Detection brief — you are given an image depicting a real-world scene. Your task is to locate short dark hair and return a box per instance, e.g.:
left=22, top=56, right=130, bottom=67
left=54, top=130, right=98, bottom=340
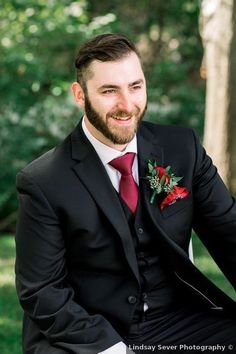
left=75, top=33, right=140, bottom=89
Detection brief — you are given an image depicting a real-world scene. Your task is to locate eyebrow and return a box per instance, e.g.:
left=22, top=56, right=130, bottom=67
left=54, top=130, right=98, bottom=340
left=98, top=79, right=144, bottom=90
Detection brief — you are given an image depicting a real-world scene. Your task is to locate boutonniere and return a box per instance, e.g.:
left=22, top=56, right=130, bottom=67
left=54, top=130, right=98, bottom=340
left=146, top=160, right=189, bottom=210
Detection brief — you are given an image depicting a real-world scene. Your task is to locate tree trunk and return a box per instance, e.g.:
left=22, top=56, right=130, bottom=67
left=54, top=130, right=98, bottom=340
left=200, top=0, right=236, bottom=195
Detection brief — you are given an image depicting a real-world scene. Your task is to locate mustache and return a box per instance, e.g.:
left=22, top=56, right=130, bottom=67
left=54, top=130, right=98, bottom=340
left=107, top=109, right=140, bottom=118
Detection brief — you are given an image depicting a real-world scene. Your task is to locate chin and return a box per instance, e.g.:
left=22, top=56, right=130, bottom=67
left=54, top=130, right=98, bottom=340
left=111, top=132, right=136, bottom=145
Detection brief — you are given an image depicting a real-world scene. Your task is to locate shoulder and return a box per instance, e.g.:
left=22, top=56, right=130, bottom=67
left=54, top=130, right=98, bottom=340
left=140, top=121, right=198, bottom=145
left=17, top=133, right=72, bottom=186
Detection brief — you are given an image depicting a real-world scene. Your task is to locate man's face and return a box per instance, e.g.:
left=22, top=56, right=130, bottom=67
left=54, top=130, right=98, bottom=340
left=76, top=52, right=147, bottom=149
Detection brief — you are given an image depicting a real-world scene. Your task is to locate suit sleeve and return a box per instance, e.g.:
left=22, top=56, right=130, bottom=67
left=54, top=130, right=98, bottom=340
left=191, top=130, right=236, bottom=289
left=15, top=171, right=122, bottom=354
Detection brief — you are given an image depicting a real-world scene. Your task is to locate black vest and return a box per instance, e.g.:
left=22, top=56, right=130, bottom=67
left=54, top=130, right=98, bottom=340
left=117, top=182, right=183, bottom=322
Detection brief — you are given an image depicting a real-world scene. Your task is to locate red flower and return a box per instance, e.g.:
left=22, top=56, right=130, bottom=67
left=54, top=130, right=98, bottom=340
left=160, top=186, right=189, bottom=210
left=154, top=166, right=170, bottom=184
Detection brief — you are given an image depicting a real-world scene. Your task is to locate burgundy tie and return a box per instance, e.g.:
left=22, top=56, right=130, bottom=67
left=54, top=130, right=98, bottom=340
left=109, top=153, right=139, bottom=214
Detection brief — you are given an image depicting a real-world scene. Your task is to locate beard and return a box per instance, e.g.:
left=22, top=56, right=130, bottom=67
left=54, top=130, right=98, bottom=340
left=84, top=93, right=147, bottom=145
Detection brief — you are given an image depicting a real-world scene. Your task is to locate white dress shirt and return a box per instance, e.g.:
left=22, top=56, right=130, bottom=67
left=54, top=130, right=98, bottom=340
left=82, top=118, right=139, bottom=189
left=82, top=118, right=137, bottom=354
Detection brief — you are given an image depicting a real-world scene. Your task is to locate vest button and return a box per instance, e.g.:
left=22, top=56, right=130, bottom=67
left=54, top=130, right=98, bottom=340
left=128, top=295, right=137, bottom=304
left=138, top=227, right=143, bottom=234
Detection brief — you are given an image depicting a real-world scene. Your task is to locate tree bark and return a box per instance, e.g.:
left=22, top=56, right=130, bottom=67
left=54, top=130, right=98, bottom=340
left=200, top=0, right=236, bottom=195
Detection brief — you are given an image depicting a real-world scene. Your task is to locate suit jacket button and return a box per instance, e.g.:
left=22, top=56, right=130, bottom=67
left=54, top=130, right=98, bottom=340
left=128, top=295, right=137, bottom=304
left=142, top=292, right=147, bottom=301
left=138, top=227, right=144, bottom=234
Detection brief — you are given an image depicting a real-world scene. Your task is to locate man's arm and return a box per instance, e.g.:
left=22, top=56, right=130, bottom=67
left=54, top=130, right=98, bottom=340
left=15, top=171, right=123, bottom=353
left=192, top=130, right=236, bottom=289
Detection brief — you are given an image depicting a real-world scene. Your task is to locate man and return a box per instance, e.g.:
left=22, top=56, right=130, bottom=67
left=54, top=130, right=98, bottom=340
left=15, top=33, right=236, bottom=354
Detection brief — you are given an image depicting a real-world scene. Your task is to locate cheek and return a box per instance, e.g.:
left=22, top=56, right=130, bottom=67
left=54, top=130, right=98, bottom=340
left=98, top=100, right=118, bottom=116
left=94, top=96, right=114, bottom=110
left=134, top=92, right=147, bottom=108
left=140, top=92, right=147, bottom=106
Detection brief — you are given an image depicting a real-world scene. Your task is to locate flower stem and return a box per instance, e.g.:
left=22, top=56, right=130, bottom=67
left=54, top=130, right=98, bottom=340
left=150, top=191, right=157, bottom=204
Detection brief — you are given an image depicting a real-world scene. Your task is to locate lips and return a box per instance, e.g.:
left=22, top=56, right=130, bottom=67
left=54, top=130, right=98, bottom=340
left=111, top=115, right=131, bottom=121
left=109, top=115, right=133, bottom=126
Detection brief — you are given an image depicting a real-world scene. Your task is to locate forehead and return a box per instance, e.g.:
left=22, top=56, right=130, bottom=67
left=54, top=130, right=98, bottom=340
left=86, top=52, right=145, bottom=87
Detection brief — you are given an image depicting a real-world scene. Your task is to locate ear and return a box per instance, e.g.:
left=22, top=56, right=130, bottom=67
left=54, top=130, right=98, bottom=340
left=71, top=82, right=85, bottom=108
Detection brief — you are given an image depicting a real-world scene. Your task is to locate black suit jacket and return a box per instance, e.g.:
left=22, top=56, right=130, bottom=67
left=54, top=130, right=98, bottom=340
left=15, top=121, right=236, bottom=353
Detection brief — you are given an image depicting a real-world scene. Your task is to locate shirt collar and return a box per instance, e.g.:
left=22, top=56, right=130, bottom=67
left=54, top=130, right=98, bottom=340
left=82, top=116, right=137, bottom=165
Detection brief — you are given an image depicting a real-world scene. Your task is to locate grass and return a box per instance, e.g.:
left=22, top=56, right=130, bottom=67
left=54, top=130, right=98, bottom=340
left=0, top=233, right=235, bottom=354
left=0, top=235, right=22, bottom=354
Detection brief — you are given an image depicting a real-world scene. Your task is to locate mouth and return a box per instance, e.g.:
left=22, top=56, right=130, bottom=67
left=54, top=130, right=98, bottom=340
left=110, top=115, right=132, bottom=123
left=112, top=117, right=131, bottom=121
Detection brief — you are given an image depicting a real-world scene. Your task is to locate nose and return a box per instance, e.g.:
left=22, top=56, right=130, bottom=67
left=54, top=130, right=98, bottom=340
left=116, top=91, right=133, bottom=112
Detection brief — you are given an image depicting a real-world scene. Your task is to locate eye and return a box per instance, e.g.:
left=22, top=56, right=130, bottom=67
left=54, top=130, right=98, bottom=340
left=132, top=85, right=142, bottom=91
left=102, top=89, right=116, bottom=94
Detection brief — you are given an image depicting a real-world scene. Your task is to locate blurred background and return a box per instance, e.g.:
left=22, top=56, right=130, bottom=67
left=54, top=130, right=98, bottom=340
left=0, top=1, right=236, bottom=353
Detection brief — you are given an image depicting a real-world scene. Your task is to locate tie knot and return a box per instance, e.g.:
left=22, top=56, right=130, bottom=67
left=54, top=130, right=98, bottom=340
left=109, top=152, right=136, bottom=176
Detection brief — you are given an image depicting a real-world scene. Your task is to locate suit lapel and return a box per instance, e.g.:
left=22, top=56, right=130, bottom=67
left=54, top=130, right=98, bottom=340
left=137, top=124, right=191, bottom=258
left=70, top=122, right=140, bottom=284
left=137, top=124, right=165, bottom=226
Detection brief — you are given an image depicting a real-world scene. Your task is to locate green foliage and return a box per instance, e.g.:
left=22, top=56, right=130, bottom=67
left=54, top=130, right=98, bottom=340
left=0, top=235, right=22, bottom=354
left=0, top=0, right=116, bottom=229
left=0, top=0, right=205, bottom=230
